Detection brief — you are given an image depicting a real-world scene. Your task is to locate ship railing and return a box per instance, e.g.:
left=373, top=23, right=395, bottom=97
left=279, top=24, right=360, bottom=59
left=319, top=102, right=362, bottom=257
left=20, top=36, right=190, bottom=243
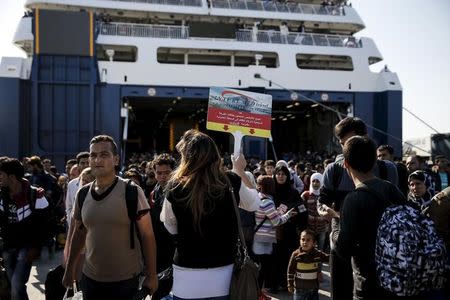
left=210, top=0, right=345, bottom=16
left=102, top=0, right=202, bottom=7
left=99, top=22, right=190, bottom=39
left=236, top=29, right=361, bottom=48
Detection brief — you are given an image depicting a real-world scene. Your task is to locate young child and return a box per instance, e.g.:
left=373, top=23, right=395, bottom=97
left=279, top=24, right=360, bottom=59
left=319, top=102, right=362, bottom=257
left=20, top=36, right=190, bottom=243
left=287, top=229, right=329, bottom=300
left=254, top=175, right=296, bottom=298
left=301, top=173, right=329, bottom=251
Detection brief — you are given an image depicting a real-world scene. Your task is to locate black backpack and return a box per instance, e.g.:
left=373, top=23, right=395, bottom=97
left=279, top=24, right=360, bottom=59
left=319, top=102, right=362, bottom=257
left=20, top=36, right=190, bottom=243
left=77, top=179, right=140, bottom=249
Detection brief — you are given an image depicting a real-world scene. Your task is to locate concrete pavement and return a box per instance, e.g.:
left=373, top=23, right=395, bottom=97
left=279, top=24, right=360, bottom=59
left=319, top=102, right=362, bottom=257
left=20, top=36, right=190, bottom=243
left=27, top=248, right=331, bottom=300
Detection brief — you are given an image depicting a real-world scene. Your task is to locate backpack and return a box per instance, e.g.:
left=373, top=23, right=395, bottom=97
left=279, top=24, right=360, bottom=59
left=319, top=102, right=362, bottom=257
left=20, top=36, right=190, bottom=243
left=375, top=204, right=447, bottom=296
left=77, top=179, right=140, bottom=249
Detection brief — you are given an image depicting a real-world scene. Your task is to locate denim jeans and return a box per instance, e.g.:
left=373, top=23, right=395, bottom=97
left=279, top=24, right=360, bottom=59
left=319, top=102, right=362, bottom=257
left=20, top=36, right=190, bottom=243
left=315, top=231, right=327, bottom=252
left=80, top=273, right=139, bottom=300
left=293, top=288, right=319, bottom=300
left=2, top=248, right=33, bottom=300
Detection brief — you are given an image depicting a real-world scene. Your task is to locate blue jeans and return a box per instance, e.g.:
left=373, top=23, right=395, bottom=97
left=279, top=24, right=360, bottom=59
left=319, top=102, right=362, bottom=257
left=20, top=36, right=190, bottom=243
left=294, top=289, right=319, bottom=300
left=315, top=231, right=327, bottom=252
left=2, top=248, right=33, bottom=300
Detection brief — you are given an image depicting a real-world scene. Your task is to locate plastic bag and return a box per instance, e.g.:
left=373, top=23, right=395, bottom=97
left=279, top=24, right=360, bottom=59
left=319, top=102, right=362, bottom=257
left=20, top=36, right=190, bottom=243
left=63, top=282, right=83, bottom=300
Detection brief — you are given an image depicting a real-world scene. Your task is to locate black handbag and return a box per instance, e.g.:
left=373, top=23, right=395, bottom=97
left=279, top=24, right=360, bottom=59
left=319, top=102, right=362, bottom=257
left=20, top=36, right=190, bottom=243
left=228, top=182, right=260, bottom=300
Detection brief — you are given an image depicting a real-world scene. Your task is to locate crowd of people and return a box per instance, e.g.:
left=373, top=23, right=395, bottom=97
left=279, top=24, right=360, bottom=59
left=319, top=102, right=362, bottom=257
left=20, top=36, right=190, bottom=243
left=0, top=116, right=449, bottom=300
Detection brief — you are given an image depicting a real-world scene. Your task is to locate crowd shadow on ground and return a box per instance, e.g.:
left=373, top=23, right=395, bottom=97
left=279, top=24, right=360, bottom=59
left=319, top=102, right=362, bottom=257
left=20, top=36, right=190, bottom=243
left=27, top=249, right=331, bottom=300
left=27, top=248, right=63, bottom=300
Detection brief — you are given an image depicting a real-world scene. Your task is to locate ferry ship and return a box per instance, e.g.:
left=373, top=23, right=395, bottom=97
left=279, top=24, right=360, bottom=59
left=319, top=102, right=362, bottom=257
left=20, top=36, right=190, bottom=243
left=0, top=0, right=402, bottom=166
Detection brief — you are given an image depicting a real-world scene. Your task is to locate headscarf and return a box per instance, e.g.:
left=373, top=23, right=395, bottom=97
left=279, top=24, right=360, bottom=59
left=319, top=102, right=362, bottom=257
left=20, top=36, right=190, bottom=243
left=276, top=160, right=289, bottom=169
left=408, top=170, right=432, bottom=210
left=273, top=165, right=294, bottom=206
left=309, top=172, right=323, bottom=196
left=276, top=160, right=294, bottom=182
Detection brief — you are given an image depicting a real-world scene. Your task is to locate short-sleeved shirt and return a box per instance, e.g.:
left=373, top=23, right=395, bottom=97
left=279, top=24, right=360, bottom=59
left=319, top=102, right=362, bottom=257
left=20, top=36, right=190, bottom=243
left=74, top=177, right=150, bottom=282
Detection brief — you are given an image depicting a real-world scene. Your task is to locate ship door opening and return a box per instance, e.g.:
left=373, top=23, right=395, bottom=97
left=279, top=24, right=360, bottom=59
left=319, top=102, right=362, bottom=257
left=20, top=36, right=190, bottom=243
left=268, top=102, right=349, bottom=158
left=123, top=97, right=233, bottom=156
left=122, top=97, right=349, bottom=159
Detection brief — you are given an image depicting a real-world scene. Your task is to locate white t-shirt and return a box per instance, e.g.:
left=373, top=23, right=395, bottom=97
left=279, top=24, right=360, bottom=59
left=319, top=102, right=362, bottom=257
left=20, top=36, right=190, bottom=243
left=65, top=177, right=80, bottom=225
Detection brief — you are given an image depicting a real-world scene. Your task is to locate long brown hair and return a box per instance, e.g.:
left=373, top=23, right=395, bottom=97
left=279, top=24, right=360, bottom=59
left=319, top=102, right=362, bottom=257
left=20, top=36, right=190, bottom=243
left=167, top=129, right=227, bottom=233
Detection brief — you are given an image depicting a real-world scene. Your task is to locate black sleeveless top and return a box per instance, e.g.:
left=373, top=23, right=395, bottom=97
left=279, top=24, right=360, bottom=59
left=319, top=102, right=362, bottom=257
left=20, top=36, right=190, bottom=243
left=166, top=172, right=241, bottom=268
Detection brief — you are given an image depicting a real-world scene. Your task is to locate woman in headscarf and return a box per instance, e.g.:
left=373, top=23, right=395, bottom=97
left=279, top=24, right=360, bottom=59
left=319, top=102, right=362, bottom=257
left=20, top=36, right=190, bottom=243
left=160, top=129, right=260, bottom=300
left=271, top=164, right=308, bottom=292
left=407, top=170, right=433, bottom=211
left=301, top=172, right=330, bottom=251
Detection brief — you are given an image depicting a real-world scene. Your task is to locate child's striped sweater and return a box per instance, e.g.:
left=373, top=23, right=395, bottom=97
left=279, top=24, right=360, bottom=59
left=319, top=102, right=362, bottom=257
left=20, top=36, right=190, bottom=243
left=253, top=194, right=291, bottom=243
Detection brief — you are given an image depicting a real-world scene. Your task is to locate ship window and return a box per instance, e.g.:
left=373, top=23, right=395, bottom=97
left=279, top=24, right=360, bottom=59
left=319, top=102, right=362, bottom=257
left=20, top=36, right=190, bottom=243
left=369, top=56, right=382, bottom=65
left=188, top=54, right=231, bottom=66
left=157, top=48, right=278, bottom=68
left=97, top=45, right=137, bottom=62
left=296, top=54, right=353, bottom=71
left=190, top=22, right=236, bottom=39
left=157, top=51, right=185, bottom=64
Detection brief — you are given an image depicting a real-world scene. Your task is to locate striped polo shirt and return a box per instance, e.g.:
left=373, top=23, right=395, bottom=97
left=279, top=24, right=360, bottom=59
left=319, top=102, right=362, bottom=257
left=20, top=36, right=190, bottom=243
left=287, top=248, right=329, bottom=290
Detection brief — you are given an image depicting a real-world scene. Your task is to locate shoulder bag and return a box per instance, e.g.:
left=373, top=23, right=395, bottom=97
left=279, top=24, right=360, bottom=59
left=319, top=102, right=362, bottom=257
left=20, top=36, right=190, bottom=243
left=228, top=181, right=260, bottom=300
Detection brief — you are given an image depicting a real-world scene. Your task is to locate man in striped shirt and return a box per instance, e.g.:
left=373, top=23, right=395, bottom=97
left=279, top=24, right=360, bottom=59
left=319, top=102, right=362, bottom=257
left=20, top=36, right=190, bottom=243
left=287, top=229, right=329, bottom=300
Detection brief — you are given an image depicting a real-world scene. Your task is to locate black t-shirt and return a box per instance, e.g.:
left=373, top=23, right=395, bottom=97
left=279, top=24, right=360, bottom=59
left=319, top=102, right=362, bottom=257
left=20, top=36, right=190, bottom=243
left=166, top=172, right=241, bottom=268
left=150, top=183, right=175, bottom=272
left=335, top=178, right=406, bottom=298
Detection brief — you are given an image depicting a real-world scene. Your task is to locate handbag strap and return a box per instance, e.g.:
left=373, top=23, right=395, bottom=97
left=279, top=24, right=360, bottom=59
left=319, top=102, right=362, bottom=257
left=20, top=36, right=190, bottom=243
left=225, top=174, right=250, bottom=262
left=254, top=216, right=268, bottom=233
left=253, top=196, right=271, bottom=233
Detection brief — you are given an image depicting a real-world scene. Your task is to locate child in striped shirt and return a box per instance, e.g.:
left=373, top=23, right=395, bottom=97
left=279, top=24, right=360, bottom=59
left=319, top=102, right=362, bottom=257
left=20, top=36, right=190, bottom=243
left=287, top=229, right=329, bottom=300
left=253, top=175, right=297, bottom=297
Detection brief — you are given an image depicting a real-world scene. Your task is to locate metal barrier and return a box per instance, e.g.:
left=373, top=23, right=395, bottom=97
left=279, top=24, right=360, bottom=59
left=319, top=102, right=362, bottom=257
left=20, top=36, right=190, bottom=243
left=211, top=0, right=345, bottom=16
left=99, top=23, right=360, bottom=48
left=236, top=29, right=361, bottom=48
left=102, top=0, right=203, bottom=7
left=99, top=22, right=190, bottom=39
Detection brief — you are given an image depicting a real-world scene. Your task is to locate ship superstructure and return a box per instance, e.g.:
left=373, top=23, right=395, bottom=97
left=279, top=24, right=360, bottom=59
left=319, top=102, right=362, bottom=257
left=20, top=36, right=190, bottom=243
left=0, top=0, right=402, bottom=165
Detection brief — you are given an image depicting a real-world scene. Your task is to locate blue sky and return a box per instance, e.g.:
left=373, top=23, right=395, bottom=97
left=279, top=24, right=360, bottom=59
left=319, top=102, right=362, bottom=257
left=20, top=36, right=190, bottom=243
left=0, top=0, right=449, bottom=142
